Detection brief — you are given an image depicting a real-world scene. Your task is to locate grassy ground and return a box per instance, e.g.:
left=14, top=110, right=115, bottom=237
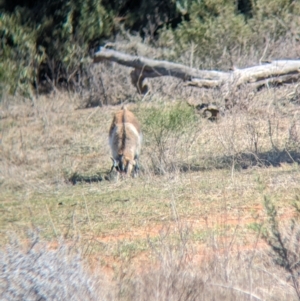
left=1, top=72, right=300, bottom=299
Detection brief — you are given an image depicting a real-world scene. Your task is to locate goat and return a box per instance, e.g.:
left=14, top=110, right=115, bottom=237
left=109, top=106, right=142, bottom=177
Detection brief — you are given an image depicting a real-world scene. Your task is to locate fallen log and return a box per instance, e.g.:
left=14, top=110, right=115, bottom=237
left=94, top=47, right=300, bottom=94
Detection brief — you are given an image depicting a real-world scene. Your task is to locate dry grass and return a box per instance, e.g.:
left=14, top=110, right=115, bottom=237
left=1, top=60, right=300, bottom=299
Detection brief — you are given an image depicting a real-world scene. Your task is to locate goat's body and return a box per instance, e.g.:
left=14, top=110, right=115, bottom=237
left=109, top=107, right=142, bottom=176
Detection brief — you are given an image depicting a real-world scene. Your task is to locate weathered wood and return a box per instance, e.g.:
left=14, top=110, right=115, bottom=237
left=94, top=47, right=300, bottom=94
left=247, top=73, right=300, bottom=90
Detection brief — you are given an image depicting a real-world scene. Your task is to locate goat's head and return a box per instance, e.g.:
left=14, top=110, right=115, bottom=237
left=110, top=155, right=137, bottom=176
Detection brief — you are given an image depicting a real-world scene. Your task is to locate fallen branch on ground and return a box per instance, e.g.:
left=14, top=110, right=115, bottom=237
left=94, top=47, right=300, bottom=94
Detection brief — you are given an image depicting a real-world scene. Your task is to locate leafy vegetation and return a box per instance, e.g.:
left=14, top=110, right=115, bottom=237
left=0, top=0, right=112, bottom=96
left=1, top=0, right=300, bottom=96
left=0, top=10, right=44, bottom=96
left=140, top=103, right=197, bottom=173
left=159, top=0, right=300, bottom=67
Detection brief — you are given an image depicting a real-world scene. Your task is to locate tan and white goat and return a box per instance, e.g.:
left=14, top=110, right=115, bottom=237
left=109, top=106, right=142, bottom=177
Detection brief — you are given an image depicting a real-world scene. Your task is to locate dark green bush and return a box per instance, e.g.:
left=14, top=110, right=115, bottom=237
left=0, top=9, right=44, bottom=96
left=158, top=0, right=300, bottom=68
left=1, top=0, right=300, bottom=96
left=0, top=0, right=112, bottom=96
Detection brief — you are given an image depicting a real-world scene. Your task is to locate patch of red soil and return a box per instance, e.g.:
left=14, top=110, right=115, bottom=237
left=46, top=205, right=297, bottom=278
left=95, top=205, right=295, bottom=244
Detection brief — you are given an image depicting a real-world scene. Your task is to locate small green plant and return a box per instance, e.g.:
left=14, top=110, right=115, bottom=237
left=141, top=102, right=196, bottom=174
left=263, top=196, right=300, bottom=299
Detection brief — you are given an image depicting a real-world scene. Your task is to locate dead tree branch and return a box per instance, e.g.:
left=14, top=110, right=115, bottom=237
left=94, top=47, right=300, bottom=94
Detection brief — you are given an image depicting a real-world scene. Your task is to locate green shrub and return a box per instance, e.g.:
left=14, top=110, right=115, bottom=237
left=0, top=9, right=45, bottom=97
left=158, top=0, right=300, bottom=68
left=248, top=0, right=300, bottom=42
left=1, top=0, right=300, bottom=97
left=140, top=102, right=197, bottom=173
left=0, top=0, right=112, bottom=96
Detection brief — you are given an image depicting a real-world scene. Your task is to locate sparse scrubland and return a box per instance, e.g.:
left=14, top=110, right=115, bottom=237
left=1, top=0, right=300, bottom=300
